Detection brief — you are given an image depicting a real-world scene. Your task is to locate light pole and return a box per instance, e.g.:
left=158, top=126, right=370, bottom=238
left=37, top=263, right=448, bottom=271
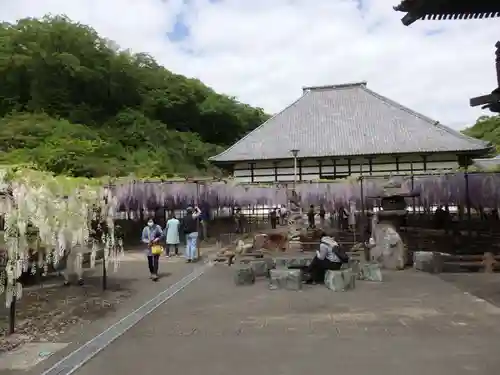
left=290, top=149, right=299, bottom=191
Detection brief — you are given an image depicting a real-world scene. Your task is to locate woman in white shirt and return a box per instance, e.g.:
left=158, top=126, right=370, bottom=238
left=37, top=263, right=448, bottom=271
left=165, top=212, right=181, bottom=257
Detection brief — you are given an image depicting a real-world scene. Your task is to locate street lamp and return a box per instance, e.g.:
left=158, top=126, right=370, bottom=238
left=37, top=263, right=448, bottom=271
left=290, top=149, right=299, bottom=191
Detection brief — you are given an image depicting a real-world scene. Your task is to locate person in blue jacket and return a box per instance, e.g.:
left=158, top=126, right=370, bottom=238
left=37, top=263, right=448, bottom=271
left=141, top=217, right=164, bottom=281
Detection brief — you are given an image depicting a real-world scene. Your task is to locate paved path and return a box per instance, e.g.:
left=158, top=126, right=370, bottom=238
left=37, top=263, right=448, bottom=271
left=68, top=267, right=500, bottom=375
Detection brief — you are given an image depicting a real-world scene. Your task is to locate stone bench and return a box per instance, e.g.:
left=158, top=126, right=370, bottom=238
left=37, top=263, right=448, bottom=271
left=324, top=268, right=355, bottom=292
left=234, top=266, right=255, bottom=285
left=269, top=269, right=302, bottom=290
left=238, top=257, right=274, bottom=277
left=358, top=262, right=383, bottom=282
left=274, top=255, right=314, bottom=269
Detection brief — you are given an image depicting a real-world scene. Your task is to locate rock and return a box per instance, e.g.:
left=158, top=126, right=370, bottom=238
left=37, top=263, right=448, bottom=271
left=235, top=240, right=253, bottom=255
left=324, top=269, right=355, bottom=291
left=234, top=266, right=255, bottom=285
left=250, top=259, right=272, bottom=277
left=358, top=262, right=382, bottom=282
left=288, top=240, right=302, bottom=252
left=370, top=222, right=407, bottom=270
left=253, top=234, right=268, bottom=249
left=269, top=269, right=302, bottom=290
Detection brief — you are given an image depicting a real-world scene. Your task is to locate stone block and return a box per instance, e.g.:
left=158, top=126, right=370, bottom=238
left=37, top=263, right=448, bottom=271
left=234, top=266, right=255, bottom=285
left=413, top=251, right=435, bottom=273
left=269, top=269, right=302, bottom=290
left=274, top=256, right=313, bottom=269
left=324, top=269, right=355, bottom=292
left=250, top=259, right=271, bottom=277
left=358, top=262, right=382, bottom=282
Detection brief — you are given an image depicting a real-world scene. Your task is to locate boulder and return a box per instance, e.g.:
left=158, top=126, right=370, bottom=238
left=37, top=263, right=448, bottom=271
left=253, top=234, right=268, bottom=250
left=358, top=262, right=382, bottom=282
left=269, top=269, right=302, bottom=290
left=235, top=240, right=253, bottom=255
left=234, top=266, right=255, bottom=285
left=370, top=222, right=407, bottom=270
left=324, top=269, right=355, bottom=292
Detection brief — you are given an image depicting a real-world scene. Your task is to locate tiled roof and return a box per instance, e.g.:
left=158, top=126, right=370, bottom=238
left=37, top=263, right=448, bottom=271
left=394, top=1, right=500, bottom=26
left=210, top=82, right=490, bottom=163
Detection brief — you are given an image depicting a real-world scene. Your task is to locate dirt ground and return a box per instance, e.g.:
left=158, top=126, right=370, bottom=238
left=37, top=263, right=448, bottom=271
left=0, top=269, right=134, bottom=353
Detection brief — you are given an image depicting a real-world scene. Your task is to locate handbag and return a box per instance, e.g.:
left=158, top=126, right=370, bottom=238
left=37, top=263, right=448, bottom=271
left=147, top=226, right=164, bottom=255
left=151, top=245, right=164, bottom=255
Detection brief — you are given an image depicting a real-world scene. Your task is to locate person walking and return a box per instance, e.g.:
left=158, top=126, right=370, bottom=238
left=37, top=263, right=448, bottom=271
left=183, top=206, right=201, bottom=262
left=165, top=212, right=181, bottom=257
left=141, top=218, right=164, bottom=281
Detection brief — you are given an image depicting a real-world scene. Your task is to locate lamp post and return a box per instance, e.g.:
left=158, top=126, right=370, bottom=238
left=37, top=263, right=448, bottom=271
left=290, top=149, right=299, bottom=191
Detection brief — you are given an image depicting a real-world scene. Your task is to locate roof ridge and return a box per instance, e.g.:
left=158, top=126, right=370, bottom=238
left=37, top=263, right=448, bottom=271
left=302, top=81, right=367, bottom=93
left=209, top=90, right=312, bottom=161
left=361, top=85, right=490, bottom=148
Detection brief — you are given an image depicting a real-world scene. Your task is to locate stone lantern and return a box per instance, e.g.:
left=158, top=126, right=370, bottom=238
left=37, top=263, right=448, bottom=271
left=367, top=177, right=418, bottom=270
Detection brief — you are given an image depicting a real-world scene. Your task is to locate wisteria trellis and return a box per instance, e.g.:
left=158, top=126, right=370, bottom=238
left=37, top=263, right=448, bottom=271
left=113, top=172, right=500, bottom=210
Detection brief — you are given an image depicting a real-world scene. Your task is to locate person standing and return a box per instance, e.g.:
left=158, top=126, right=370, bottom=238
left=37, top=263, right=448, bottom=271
left=269, top=207, right=278, bottom=229
left=307, top=205, right=316, bottom=229
left=165, top=212, right=181, bottom=257
left=279, top=205, right=287, bottom=225
left=319, top=205, right=326, bottom=228
left=141, top=218, right=164, bottom=281
left=183, top=206, right=201, bottom=262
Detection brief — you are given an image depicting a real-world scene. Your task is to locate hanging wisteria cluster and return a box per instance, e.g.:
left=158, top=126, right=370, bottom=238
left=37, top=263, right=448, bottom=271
left=113, top=172, right=500, bottom=210
left=0, top=167, right=123, bottom=307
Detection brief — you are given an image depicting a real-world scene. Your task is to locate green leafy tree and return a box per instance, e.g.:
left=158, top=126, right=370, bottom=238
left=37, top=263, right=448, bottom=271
left=0, top=15, right=268, bottom=177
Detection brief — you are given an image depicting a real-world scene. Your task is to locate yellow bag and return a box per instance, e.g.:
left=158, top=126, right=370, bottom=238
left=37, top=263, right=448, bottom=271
left=151, top=245, right=164, bottom=255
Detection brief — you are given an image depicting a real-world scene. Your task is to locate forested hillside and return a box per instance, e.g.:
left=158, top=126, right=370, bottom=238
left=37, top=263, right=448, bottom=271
left=462, top=115, right=500, bottom=154
left=0, top=16, right=268, bottom=177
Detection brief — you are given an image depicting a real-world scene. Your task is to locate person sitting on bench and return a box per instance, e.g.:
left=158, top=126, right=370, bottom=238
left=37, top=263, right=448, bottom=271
left=305, top=232, right=348, bottom=284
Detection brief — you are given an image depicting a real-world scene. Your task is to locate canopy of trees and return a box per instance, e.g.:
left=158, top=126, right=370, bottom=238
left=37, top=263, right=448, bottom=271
left=0, top=15, right=268, bottom=177
left=462, top=115, right=500, bottom=154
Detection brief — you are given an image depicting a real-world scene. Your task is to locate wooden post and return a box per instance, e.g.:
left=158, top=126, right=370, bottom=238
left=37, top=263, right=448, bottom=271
left=8, top=295, right=16, bottom=335
left=483, top=252, right=495, bottom=273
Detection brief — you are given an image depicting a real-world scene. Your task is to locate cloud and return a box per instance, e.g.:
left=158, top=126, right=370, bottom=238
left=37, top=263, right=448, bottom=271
left=1, top=0, right=499, bottom=128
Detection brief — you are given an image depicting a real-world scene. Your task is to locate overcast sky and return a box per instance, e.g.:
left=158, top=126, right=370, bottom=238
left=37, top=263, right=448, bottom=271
left=2, top=0, right=499, bottom=129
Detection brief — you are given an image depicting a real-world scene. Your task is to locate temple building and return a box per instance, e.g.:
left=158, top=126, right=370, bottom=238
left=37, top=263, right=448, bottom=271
left=210, top=82, right=491, bottom=183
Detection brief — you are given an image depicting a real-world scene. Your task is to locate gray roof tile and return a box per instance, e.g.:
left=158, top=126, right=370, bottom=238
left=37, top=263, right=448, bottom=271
left=210, top=82, right=490, bottom=163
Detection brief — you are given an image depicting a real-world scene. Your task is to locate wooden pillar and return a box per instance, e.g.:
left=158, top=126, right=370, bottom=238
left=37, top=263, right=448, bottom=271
left=368, top=157, right=373, bottom=176
left=347, top=158, right=352, bottom=176
left=395, top=156, right=400, bottom=173
left=318, top=159, right=323, bottom=178
left=273, top=161, right=278, bottom=182
left=421, top=155, right=427, bottom=171
left=298, top=159, right=303, bottom=181
left=332, top=158, right=337, bottom=178
left=250, top=163, right=255, bottom=183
